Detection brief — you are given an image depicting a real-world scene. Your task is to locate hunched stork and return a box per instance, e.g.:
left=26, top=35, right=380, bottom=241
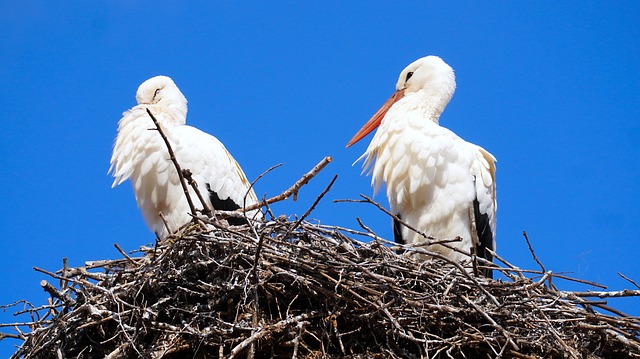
left=110, top=76, right=262, bottom=238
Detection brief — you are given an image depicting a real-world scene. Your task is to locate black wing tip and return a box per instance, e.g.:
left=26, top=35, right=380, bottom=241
left=393, top=214, right=406, bottom=255
left=207, top=184, right=250, bottom=226
left=473, top=197, right=494, bottom=279
left=393, top=214, right=405, bottom=244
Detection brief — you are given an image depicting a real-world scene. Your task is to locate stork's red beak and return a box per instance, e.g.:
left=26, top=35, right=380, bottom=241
left=346, top=89, right=405, bottom=148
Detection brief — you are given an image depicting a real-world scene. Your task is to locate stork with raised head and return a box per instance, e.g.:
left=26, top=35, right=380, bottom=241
left=347, top=56, right=497, bottom=277
left=109, top=76, right=262, bottom=238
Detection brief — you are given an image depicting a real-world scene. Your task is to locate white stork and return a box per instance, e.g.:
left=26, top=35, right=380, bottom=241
left=347, top=56, right=497, bottom=277
left=109, top=76, right=262, bottom=238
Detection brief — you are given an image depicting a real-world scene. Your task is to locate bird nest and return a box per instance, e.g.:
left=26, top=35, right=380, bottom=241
left=2, top=151, right=639, bottom=358
left=2, top=209, right=640, bottom=357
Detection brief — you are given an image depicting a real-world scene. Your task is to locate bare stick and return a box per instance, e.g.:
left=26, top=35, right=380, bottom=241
left=549, top=273, right=607, bottom=289
left=356, top=217, right=386, bottom=258
left=182, top=168, right=212, bottom=217
left=252, top=233, right=267, bottom=285
left=337, top=195, right=471, bottom=259
left=618, top=272, right=640, bottom=290
left=60, top=258, right=69, bottom=292
left=291, top=320, right=306, bottom=359
left=523, top=231, right=546, bottom=273
left=158, top=212, right=172, bottom=236
left=234, top=156, right=332, bottom=213
left=105, top=344, right=130, bottom=359
left=562, top=289, right=640, bottom=299
left=146, top=108, right=198, bottom=219
left=336, top=196, right=435, bottom=241
left=113, top=243, right=136, bottom=264
left=40, top=280, right=75, bottom=306
left=291, top=174, right=338, bottom=231
left=0, top=321, right=51, bottom=329
left=243, top=163, right=282, bottom=211
left=0, top=332, right=22, bottom=340
left=228, top=313, right=318, bottom=359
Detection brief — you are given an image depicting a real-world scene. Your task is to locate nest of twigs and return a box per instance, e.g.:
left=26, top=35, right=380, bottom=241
left=2, top=209, right=639, bottom=358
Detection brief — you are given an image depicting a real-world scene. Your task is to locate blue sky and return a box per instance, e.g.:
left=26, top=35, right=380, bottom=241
left=1, top=2, right=639, bottom=355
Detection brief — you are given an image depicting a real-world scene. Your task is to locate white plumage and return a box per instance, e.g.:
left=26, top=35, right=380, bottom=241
left=109, top=76, right=262, bottom=238
left=347, top=56, right=497, bottom=276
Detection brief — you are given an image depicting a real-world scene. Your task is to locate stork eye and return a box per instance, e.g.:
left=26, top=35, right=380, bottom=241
left=405, top=71, right=414, bottom=82
left=153, top=88, right=161, bottom=100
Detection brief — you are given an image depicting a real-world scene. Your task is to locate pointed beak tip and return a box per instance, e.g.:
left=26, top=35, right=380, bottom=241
left=346, top=135, right=363, bottom=148
left=346, top=89, right=404, bottom=150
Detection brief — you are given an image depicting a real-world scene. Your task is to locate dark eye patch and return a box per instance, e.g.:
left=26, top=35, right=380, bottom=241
left=405, top=71, right=414, bottom=82
left=153, top=88, right=161, bottom=100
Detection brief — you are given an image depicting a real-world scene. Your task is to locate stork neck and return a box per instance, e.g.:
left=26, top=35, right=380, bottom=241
left=407, top=88, right=452, bottom=124
left=146, top=103, right=187, bottom=126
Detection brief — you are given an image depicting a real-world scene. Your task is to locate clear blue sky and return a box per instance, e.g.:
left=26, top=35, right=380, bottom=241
left=1, top=2, right=639, bottom=355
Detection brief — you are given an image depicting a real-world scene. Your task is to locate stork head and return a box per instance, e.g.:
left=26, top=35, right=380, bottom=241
left=346, top=56, right=456, bottom=148
left=396, top=56, right=456, bottom=102
left=136, top=76, right=188, bottom=124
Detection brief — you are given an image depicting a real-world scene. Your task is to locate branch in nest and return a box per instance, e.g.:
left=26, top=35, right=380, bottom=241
left=39, top=280, right=75, bottom=306
left=563, top=289, right=640, bottom=299
left=523, top=230, right=546, bottom=273
left=146, top=108, right=199, bottom=219
left=182, top=168, right=212, bottom=217
left=619, top=272, right=640, bottom=290
left=228, top=312, right=319, bottom=359
left=336, top=195, right=470, bottom=258
left=215, top=156, right=333, bottom=218
left=291, top=174, right=338, bottom=231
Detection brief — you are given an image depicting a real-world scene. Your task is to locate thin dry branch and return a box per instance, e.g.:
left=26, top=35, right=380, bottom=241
left=182, top=168, right=212, bottom=217
left=239, top=156, right=332, bottom=213
left=619, top=272, right=640, bottom=290
left=564, top=289, right=640, bottom=299
left=242, top=163, right=282, bottom=211
left=523, top=230, right=546, bottom=273
left=336, top=195, right=473, bottom=261
left=291, top=174, right=338, bottom=231
left=146, top=108, right=199, bottom=218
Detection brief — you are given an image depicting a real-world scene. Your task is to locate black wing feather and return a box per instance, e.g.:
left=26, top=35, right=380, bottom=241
left=206, top=184, right=249, bottom=226
left=473, top=196, right=494, bottom=278
left=393, top=214, right=405, bottom=245
left=393, top=213, right=406, bottom=254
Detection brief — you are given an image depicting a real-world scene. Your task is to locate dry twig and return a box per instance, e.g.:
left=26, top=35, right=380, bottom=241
left=146, top=108, right=199, bottom=218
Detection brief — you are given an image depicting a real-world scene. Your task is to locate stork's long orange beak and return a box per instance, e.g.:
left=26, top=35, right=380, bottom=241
left=346, top=89, right=405, bottom=148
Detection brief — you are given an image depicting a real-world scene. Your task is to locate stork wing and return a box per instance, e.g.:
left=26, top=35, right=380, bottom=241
left=470, top=145, right=497, bottom=277
left=172, top=125, right=262, bottom=225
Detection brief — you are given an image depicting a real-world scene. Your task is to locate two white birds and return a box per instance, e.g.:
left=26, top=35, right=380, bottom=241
left=110, top=55, right=496, bottom=276
left=109, top=76, right=262, bottom=239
